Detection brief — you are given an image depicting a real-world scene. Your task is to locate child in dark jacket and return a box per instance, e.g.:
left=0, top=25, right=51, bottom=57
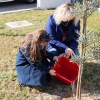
left=15, top=29, right=57, bottom=87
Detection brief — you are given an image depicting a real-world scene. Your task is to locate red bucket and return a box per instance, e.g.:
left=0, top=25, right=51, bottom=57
left=53, top=56, right=79, bottom=84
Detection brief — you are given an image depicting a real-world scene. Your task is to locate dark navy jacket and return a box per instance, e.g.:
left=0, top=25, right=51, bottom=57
left=15, top=48, right=53, bottom=86
left=46, top=14, right=80, bottom=53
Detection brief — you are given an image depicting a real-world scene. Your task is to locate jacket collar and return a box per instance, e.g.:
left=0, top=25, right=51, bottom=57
left=52, top=14, right=75, bottom=33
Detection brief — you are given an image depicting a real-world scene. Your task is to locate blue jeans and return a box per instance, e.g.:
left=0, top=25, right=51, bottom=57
left=48, top=48, right=80, bottom=56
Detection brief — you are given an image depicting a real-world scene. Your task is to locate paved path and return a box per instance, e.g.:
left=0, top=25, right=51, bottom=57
left=0, top=1, right=37, bottom=14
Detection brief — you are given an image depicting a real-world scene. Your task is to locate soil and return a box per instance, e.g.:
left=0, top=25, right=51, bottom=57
left=29, top=77, right=100, bottom=100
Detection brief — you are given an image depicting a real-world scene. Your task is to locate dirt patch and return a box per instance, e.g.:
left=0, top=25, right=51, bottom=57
left=26, top=78, right=99, bottom=100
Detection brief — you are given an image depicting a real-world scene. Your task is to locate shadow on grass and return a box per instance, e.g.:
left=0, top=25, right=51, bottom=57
left=82, top=61, right=100, bottom=92
left=18, top=61, right=100, bottom=99
left=20, top=77, right=73, bottom=99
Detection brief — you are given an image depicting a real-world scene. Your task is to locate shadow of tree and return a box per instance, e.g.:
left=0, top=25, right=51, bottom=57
left=82, top=61, right=100, bottom=92
left=32, top=61, right=100, bottom=98
left=18, top=61, right=100, bottom=100
left=29, top=77, right=73, bottom=99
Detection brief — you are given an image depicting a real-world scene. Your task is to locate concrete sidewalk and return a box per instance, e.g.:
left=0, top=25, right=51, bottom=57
left=0, top=1, right=37, bottom=14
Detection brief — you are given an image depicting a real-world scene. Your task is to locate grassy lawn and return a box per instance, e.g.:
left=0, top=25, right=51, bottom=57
left=0, top=10, right=100, bottom=100
left=0, top=10, right=54, bottom=36
left=87, top=12, right=100, bottom=31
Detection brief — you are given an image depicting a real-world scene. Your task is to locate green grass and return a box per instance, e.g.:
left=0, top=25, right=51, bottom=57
left=0, top=10, right=54, bottom=36
left=87, top=12, right=100, bottom=31
left=0, top=10, right=100, bottom=100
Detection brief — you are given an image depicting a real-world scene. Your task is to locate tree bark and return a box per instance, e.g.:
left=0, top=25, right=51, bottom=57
left=75, top=0, right=87, bottom=100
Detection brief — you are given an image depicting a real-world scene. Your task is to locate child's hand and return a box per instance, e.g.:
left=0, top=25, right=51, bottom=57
left=53, top=56, right=59, bottom=62
left=65, top=48, right=75, bottom=58
left=49, top=69, right=56, bottom=76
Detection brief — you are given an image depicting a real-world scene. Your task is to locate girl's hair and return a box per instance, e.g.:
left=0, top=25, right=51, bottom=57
left=20, top=29, right=50, bottom=63
left=54, top=2, right=79, bottom=25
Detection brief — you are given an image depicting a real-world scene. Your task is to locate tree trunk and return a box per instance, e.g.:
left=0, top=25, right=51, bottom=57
left=75, top=0, right=87, bottom=100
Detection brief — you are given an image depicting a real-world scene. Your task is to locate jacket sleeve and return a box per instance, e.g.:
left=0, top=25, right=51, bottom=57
left=36, top=63, right=50, bottom=74
left=68, top=20, right=80, bottom=51
left=46, top=15, right=67, bottom=52
left=46, top=50, right=54, bottom=60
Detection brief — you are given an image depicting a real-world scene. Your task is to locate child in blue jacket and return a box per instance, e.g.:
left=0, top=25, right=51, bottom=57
left=15, top=29, right=57, bottom=87
left=46, top=2, right=80, bottom=58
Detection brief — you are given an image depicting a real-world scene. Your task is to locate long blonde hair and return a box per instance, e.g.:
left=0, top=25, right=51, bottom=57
left=54, top=2, right=79, bottom=25
left=20, top=29, right=50, bottom=63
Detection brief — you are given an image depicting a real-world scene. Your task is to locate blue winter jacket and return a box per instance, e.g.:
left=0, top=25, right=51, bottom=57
left=46, top=14, right=80, bottom=53
left=15, top=48, right=53, bottom=86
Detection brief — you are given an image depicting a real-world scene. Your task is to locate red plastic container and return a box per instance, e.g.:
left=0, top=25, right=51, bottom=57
left=53, top=56, right=79, bottom=84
